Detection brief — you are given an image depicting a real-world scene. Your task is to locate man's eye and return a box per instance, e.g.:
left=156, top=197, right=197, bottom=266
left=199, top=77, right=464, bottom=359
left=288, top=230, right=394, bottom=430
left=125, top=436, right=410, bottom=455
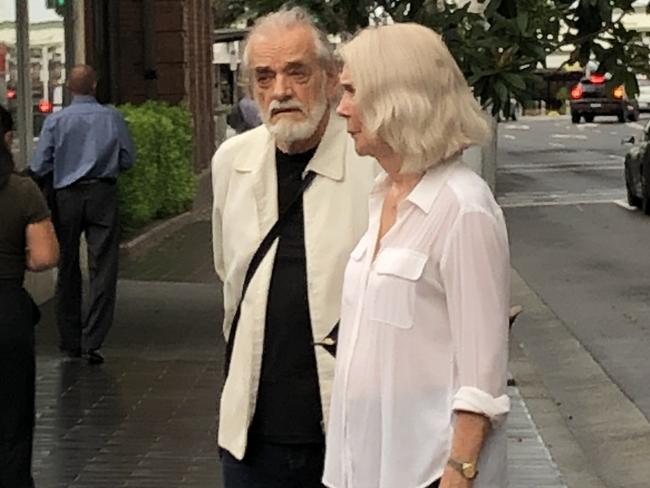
left=256, top=73, right=274, bottom=85
left=288, top=69, right=309, bottom=81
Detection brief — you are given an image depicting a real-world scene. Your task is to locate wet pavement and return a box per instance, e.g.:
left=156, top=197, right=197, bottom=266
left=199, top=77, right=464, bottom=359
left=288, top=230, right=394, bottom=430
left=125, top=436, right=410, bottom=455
left=33, top=220, right=224, bottom=488
left=31, top=219, right=565, bottom=487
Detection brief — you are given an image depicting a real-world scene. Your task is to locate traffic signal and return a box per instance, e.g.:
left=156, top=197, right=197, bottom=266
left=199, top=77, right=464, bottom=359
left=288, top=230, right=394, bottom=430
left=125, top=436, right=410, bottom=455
left=45, top=0, right=65, bottom=8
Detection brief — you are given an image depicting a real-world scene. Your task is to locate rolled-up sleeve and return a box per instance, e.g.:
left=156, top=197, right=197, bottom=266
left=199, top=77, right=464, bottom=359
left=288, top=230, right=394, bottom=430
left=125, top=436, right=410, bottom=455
left=440, top=208, right=511, bottom=424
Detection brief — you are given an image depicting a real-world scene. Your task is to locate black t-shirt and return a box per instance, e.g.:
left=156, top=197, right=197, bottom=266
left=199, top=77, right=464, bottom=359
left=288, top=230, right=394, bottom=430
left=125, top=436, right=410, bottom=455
left=248, top=147, right=324, bottom=444
left=0, top=174, right=50, bottom=283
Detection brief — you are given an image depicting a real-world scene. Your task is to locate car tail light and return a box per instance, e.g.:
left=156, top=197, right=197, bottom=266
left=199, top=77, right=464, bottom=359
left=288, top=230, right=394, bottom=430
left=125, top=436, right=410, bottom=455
left=6, top=89, right=16, bottom=99
left=613, top=85, right=625, bottom=99
left=570, top=84, right=583, bottom=100
left=38, top=99, right=53, bottom=113
left=589, top=74, right=606, bottom=84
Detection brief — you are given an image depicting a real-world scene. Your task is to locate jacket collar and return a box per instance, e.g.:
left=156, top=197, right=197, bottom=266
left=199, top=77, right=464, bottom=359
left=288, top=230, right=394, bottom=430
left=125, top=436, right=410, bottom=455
left=233, top=111, right=347, bottom=182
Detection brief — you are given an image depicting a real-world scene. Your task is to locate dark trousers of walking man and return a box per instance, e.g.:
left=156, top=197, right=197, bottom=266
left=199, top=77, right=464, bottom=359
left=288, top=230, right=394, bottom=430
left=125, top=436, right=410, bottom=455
left=54, top=179, right=119, bottom=358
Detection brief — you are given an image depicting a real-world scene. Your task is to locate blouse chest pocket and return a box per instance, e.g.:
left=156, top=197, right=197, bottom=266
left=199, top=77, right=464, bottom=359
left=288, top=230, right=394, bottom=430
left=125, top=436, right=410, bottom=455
left=342, top=238, right=368, bottom=306
left=369, top=248, right=428, bottom=329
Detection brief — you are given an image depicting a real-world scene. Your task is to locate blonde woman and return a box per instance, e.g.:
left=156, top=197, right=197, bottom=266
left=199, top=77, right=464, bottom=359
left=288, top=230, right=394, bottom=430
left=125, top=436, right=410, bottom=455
left=323, top=24, right=511, bottom=488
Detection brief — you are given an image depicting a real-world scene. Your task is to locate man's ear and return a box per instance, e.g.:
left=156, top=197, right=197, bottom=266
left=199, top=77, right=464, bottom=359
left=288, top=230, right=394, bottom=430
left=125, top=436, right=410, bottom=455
left=3, top=131, right=12, bottom=148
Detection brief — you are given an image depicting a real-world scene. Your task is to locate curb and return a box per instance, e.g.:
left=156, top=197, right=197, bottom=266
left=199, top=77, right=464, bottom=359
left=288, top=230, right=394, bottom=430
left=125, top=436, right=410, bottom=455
left=119, top=210, right=194, bottom=257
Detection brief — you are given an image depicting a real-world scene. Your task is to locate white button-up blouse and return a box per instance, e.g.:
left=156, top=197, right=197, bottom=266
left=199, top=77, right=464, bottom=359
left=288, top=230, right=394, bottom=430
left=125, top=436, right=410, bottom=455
left=323, top=160, right=511, bottom=488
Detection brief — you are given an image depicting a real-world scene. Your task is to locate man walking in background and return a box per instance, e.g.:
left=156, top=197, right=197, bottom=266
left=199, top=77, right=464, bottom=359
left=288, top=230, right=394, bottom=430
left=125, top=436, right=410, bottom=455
left=31, top=65, right=135, bottom=365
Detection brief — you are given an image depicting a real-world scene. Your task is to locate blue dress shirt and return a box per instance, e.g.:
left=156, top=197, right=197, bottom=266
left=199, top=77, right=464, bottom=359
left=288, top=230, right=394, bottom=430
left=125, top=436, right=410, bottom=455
left=31, top=95, right=135, bottom=189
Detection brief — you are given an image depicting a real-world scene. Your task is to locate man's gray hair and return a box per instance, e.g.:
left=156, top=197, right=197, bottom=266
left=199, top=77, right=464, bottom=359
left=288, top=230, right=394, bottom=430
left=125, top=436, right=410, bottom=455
left=241, top=6, right=337, bottom=81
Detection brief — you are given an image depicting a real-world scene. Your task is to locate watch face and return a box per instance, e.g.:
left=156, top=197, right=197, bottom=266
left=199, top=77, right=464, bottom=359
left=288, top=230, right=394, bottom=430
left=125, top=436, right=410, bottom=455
left=462, top=463, right=477, bottom=479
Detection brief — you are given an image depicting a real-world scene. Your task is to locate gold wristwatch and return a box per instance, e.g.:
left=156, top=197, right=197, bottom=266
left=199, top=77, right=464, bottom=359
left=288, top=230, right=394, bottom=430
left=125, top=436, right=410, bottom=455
left=447, top=458, right=478, bottom=480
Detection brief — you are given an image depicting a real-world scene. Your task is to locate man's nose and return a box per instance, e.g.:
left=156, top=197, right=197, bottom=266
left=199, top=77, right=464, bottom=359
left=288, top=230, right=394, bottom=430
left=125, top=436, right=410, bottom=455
left=271, top=74, right=293, bottom=100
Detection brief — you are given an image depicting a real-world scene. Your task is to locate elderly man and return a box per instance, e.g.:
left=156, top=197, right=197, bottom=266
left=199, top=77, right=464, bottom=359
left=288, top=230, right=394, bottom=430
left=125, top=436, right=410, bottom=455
left=211, top=7, right=376, bottom=488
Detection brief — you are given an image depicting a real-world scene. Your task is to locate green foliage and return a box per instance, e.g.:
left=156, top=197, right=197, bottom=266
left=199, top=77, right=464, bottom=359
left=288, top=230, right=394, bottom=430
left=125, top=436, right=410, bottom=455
left=219, top=0, right=650, bottom=116
left=117, top=102, right=196, bottom=230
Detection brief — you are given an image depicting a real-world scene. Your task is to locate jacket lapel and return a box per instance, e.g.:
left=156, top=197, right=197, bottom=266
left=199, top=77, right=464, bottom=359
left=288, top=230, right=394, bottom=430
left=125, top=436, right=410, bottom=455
left=306, top=113, right=346, bottom=182
left=233, top=128, right=279, bottom=238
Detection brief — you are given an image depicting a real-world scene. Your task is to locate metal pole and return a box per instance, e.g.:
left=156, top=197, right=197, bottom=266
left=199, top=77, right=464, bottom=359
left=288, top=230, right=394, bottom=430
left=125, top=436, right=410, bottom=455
left=63, top=0, right=75, bottom=106
left=15, top=0, right=33, bottom=169
left=142, top=0, right=158, bottom=99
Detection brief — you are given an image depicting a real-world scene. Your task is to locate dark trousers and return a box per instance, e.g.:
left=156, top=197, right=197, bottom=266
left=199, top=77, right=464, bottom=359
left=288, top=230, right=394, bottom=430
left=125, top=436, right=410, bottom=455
left=54, top=180, right=119, bottom=352
left=0, top=284, right=36, bottom=488
left=222, top=441, right=326, bottom=488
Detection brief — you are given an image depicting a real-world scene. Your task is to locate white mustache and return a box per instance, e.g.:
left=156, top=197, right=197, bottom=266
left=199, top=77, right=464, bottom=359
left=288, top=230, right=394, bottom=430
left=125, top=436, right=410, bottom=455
left=268, top=100, right=306, bottom=117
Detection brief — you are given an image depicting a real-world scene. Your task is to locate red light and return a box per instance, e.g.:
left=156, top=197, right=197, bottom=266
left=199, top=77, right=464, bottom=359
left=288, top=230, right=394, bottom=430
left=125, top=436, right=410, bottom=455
left=6, top=89, right=16, bottom=99
left=38, top=99, right=53, bottom=113
left=570, top=84, right=583, bottom=100
left=589, top=74, right=606, bottom=84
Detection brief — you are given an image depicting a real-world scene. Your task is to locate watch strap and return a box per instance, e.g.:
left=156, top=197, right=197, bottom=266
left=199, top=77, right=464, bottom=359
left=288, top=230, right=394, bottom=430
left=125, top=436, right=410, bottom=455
left=447, top=457, right=478, bottom=479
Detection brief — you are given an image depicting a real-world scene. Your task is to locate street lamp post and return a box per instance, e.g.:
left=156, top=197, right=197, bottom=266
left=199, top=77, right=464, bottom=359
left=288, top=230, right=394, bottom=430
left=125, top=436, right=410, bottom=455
left=15, top=0, right=34, bottom=169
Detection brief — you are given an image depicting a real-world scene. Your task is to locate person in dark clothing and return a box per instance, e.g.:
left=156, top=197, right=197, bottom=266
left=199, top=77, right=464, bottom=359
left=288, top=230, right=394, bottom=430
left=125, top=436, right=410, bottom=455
left=0, top=104, right=59, bottom=488
left=30, top=65, right=135, bottom=365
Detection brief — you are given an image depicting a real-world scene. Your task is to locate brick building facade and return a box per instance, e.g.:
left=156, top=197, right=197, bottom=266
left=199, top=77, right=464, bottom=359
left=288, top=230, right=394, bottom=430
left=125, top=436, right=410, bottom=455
left=85, top=0, right=215, bottom=171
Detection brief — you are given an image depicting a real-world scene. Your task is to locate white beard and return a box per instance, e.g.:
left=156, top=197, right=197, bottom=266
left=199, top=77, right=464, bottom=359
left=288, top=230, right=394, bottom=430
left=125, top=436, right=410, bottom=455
left=260, top=84, right=329, bottom=147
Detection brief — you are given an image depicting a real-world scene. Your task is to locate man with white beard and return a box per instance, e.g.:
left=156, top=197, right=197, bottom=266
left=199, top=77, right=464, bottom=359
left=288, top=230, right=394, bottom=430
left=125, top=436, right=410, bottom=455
left=211, top=7, right=376, bottom=488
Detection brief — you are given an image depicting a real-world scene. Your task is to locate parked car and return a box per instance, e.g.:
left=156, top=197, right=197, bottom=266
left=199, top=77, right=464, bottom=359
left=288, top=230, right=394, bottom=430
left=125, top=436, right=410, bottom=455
left=637, top=76, right=650, bottom=113
left=624, top=121, right=650, bottom=212
left=570, top=73, right=639, bottom=123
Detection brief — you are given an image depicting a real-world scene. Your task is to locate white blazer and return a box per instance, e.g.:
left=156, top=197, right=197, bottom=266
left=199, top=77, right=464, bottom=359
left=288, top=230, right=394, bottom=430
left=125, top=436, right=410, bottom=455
left=211, top=113, right=377, bottom=459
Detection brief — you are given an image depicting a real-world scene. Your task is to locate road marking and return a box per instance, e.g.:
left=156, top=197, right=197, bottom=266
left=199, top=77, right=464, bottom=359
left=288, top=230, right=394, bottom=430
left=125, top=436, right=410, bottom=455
left=498, top=189, right=626, bottom=208
left=503, top=134, right=516, bottom=140
left=500, top=166, right=622, bottom=174
left=627, top=122, right=645, bottom=130
left=548, top=142, right=565, bottom=148
left=551, top=133, right=588, bottom=140
left=614, top=199, right=637, bottom=211
left=499, top=159, right=624, bottom=173
left=504, top=124, right=530, bottom=130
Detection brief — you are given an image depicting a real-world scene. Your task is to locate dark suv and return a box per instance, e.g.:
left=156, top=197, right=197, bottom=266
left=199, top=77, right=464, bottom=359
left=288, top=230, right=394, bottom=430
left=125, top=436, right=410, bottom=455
left=570, top=73, right=639, bottom=123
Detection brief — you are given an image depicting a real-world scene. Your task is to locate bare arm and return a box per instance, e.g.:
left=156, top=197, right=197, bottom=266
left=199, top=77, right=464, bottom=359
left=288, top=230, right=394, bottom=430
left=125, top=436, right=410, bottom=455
left=440, top=411, right=490, bottom=488
left=25, top=218, right=59, bottom=271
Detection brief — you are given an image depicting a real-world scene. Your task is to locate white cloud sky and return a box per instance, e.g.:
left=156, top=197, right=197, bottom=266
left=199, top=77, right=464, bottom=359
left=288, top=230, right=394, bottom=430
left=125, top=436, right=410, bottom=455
left=0, top=0, right=62, bottom=23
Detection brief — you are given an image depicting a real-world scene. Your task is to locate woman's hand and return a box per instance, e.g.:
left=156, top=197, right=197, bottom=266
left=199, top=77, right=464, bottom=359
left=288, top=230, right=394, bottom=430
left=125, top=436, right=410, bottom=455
left=439, top=465, right=473, bottom=488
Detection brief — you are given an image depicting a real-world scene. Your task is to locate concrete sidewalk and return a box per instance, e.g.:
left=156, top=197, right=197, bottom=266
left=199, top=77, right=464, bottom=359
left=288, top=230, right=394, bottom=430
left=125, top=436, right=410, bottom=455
left=27, top=217, right=574, bottom=487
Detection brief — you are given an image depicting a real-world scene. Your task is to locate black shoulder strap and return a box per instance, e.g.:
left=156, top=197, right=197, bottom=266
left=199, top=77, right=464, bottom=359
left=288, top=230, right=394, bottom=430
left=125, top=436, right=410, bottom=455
left=224, top=170, right=317, bottom=377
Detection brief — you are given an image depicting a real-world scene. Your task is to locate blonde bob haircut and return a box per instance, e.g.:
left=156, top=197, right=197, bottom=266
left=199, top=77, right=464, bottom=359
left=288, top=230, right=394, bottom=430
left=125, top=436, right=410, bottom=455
left=339, top=23, right=490, bottom=174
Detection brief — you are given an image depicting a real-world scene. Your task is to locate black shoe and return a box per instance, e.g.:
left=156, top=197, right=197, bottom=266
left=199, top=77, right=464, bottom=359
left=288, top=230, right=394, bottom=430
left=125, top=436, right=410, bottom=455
left=59, top=347, right=82, bottom=360
left=84, top=349, right=105, bottom=365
